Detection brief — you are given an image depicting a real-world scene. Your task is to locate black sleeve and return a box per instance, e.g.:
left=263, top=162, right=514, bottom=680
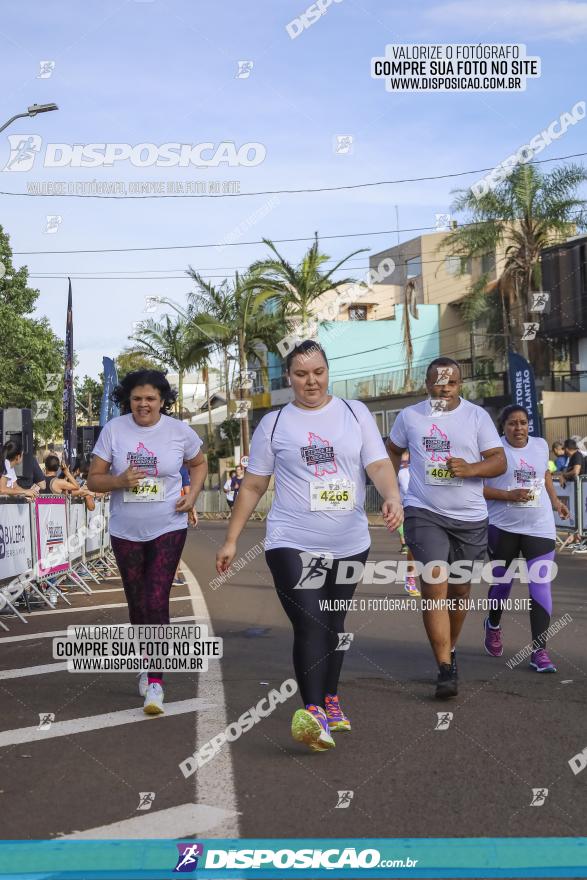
left=567, top=452, right=583, bottom=477
left=33, top=459, right=44, bottom=482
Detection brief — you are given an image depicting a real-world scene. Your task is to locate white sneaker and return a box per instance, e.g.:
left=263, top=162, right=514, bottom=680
left=137, top=671, right=148, bottom=697
left=143, top=682, right=164, bottom=715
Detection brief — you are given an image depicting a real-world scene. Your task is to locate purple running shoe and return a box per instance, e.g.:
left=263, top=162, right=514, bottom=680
left=530, top=649, right=557, bottom=673
left=484, top=618, right=503, bottom=657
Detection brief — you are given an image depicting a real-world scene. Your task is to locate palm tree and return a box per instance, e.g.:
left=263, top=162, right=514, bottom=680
left=440, top=163, right=587, bottom=367
left=250, top=233, right=367, bottom=333
left=129, top=314, right=211, bottom=420
left=182, top=270, right=288, bottom=455
left=402, top=279, right=419, bottom=391
left=181, top=275, right=237, bottom=407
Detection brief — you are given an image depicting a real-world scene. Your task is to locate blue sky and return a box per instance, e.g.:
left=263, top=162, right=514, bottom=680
left=1, top=0, right=586, bottom=379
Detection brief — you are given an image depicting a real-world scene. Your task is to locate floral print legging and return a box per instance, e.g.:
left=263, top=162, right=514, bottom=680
left=110, top=528, right=187, bottom=683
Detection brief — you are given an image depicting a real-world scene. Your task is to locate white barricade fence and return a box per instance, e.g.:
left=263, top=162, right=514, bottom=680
left=196, top=489, right=274, bottom=519
left=553, top=480, right=579, bottom=532
left=68, top=499, right=86, bottom=564
left=101, top=498, right=111, bottom=552
left=0, top=499, right=34, bottom=581
left=0, top=494, right=114, bottom=629
left=0, top=499, right=35, bottom=628
left=34, top=495, right=70, bottom=579
left=85, top=499, right=104, bottom=557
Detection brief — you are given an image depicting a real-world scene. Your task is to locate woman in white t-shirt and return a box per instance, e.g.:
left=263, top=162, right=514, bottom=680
left=88, top=370, right=207, bottom=714
left=483, top=405, right=569, bottom=672
left=0, top=440, right=37, bottom=499
left=223, top=469, right=236, bottom=511
left=216, top=341, right=403, bottom=753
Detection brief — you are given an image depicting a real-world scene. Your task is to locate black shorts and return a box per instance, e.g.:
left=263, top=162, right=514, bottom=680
left=403, top=506, right=488, bottom=567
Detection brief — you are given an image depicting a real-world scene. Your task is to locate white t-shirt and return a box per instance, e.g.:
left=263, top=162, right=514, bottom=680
left=397, top=466, right=410, bottom=504
left=389, top=398, right=501, bottom=521
left=4, top=463, right=17, bottom=488
left=224, top=479, right=234, bottom=502
left=485, top=436, right=555, bottom=539
left=247, top=397, right=388, bottom=556
left=92, top=413, right=201, bottom=542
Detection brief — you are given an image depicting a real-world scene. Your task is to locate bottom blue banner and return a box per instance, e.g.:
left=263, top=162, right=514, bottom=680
left=0, top=838, right=586, bottom=879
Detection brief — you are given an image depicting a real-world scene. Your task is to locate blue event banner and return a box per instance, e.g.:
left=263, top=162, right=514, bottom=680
left=508, top=350, right=541, bottom=437
left=1, top=838, right=587, bottom=879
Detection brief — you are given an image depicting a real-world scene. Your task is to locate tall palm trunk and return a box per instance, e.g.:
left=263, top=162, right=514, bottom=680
left=402, top=280, right=417, bottom=391
left=203, top=366, right=213, bottom=448
left=238, top=328, right=250, bottom=457
left=223, top=346, right=231, bottom=407
left=178, top=368, right=184, bottom=418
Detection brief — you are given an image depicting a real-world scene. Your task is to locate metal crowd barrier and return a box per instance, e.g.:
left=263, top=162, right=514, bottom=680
left=0, top=494, right=114, bottom=630
left=195, top=490, right=274, bottom=520
left=553, top=475, right=586, bottom=551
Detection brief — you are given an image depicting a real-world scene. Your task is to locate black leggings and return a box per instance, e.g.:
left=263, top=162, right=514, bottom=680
left=265, top=546, right=369, bottom=706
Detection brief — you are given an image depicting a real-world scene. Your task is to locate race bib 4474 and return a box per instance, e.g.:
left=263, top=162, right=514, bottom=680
left=123, top=477, right=166, bottom=503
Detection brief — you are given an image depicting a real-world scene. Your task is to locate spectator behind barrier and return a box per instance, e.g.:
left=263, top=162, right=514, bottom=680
left=0, top=440, right=37, bottom=499
left=551, top=441, right=567, bottom=472
left=15, top=455, right=45, bottom=492
left=559, top=439, right=586, bottom=487
left=41, top=453, right=97, bottom=511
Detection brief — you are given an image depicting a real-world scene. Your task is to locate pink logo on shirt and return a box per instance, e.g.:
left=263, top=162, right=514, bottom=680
left=300, top=432, right=337, bottom=477
left=127, top=442, right=158, bottom=476
left=514, top=457, right=536, bottom=484
left=422, top=424, right=451, bottom=462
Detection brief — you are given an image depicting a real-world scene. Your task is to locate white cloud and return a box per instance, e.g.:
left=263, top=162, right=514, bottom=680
left=425, top=0, right=587, bottom=40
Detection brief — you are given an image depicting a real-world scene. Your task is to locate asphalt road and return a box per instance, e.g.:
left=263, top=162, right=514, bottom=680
left=1, top=521, right=586, bottom=865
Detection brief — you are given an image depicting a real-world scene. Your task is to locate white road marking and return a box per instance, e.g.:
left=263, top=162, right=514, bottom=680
left=183, top=561, right=240, bottom=839
left=0, top=698, right=216, bottom=748
left=0, top=662, right=67, bottom=680
left=59, top=802, right=239, bottom=839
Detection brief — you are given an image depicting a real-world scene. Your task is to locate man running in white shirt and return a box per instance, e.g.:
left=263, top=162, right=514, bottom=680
left=386, top=357, right=507, bottom=699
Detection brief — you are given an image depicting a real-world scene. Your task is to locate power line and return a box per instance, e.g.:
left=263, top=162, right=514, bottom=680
left=2, top=150, right=586, bottom=200
left=7, top=224, right=462, bottom=256
left=12, top=211, right=586, bottom=257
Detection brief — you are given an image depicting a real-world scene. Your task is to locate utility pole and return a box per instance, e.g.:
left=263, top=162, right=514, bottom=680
left=88, top=391, right=92, bottom=425
left=470, top=319, right=477, bottom=379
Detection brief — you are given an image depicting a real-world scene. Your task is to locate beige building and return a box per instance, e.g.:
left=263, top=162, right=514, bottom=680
left=369, top=231, right=510, bottom=363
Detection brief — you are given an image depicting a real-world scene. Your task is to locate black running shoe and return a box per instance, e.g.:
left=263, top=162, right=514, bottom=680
left=435, top=662, right=458, bottom=699
left=450, top=649, right=458, bottom=680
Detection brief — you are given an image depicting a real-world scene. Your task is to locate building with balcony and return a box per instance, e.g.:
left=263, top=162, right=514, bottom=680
left=368, top=231, right=508, bottom=368
left=541, top=233, right=587, bottom=388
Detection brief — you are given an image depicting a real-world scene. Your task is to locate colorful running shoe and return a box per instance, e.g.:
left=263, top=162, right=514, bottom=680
left=400, top=544, right=409, bottom=555
left=404, top=576, right=420, bottom=597
left=484, top=618, right=503, bottom=657
left=291, top=705, right=335, bottom=752
left=143, top=682, right=165, bottom=715
left=530, top=649, right=557, bottom=673
left=324, top=694, right=351, bottom=731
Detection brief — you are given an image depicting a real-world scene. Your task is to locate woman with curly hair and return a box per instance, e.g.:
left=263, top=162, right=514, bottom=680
left=87, top=370, right=207, bottom=714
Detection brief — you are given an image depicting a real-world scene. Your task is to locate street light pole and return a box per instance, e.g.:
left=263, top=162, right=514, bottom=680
left=0, top=103, right=59, bottom=134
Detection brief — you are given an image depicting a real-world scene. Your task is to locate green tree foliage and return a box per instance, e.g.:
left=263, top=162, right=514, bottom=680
left=74, top=375, right=103, bottom=423
left=116, top=348, right=163, bottom=377
left=0, top=226, right=64, bottom=443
